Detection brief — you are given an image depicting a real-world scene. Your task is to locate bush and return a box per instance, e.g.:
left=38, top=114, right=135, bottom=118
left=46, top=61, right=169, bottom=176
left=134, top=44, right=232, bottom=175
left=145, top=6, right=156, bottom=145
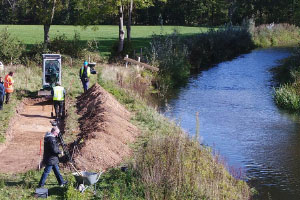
left=109, top=40, right=135, bottom=63
left=0, top=27, right=24, bottom=64
left=187, top=26, right=255, bottom=68
left=275, top=84, right=300, bottom=110
left=146, top=31, right=191, bottom=90
left=252, top=23, right=300, bottom=47
left=50, top=32, right=86, bottom=58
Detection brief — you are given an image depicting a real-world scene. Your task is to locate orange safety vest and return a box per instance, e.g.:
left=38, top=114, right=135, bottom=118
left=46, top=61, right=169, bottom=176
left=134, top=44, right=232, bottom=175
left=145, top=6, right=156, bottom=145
left=4, top=74, right=14, bottom=93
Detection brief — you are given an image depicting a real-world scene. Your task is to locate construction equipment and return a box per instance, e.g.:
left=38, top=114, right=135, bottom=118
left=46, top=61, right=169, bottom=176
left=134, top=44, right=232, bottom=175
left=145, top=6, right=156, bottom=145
left=38, top=54, right=62, bottom=96
left=88, top=62, right=97, bottom=74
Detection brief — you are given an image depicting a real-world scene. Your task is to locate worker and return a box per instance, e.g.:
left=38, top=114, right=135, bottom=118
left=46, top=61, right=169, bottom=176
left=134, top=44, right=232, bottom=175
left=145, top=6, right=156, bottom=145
left=52, top=83, right=65, bottom=120
left=4, top=71, right=14, bottom=104
left=38, top=126, right=67, bottom=188
left=79, top=61, right=91, bottom=92
left=0, top=77, right=5, bottom=110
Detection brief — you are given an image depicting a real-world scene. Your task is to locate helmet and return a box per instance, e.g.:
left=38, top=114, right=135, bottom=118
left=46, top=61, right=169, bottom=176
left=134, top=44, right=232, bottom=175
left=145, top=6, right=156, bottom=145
left=84, top=61, right=88, bottom=66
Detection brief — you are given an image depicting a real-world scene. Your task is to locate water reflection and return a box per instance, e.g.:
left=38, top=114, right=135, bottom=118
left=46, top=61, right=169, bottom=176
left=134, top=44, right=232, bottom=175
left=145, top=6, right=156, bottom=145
left=160, top=48, right=300, bottom=199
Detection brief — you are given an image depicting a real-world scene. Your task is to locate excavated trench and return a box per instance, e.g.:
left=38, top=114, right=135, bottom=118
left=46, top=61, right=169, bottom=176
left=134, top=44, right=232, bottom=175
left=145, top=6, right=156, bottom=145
left=0, top=84, right=140, bottom=174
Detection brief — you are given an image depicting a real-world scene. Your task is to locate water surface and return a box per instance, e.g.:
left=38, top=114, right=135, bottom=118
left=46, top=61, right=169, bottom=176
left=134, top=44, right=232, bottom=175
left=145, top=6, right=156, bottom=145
left=161, top=49, right=300, bottom=199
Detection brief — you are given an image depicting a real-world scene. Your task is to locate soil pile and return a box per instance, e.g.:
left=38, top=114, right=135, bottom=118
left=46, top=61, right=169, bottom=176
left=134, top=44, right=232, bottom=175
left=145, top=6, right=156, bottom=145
left=72, top=83, right=140, bottom=171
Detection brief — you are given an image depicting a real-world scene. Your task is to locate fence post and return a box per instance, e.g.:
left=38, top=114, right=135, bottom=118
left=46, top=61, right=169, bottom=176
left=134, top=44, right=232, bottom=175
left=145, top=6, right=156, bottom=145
left=140, top=48, right=143, bottom=59
left=125, top=55, right=128, bottom=68
left=137, top=57, right=141, bottom=69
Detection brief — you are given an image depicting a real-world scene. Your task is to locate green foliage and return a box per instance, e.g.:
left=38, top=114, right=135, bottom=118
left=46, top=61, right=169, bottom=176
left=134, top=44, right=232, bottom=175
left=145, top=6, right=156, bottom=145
left=275, top=84, right=300, bottom=110
left=109, top=40, right=135, bottom=63
left=64, top=184, right=91, bottom=200
left=27, top=32, right=87, bottom=63
left=147, top=31, right=191, bottom=90
left=97, top=168, right=144, bottom=199
left=48, top=31, right=86, bottom=58
left=188, top=26, right=255, bottom=68
left=273, top=44, right=300, bottom=111
left=252, top=24, right=300, bottom=48
left=0, top=27, right=24, bottom=64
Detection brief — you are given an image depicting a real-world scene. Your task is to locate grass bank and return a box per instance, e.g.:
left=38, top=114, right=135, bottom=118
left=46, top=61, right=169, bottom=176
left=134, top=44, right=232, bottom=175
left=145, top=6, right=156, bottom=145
left=252, top=23, right=300, bottom=48
left=95, top=66, right=252, bottom=199
left=0, top=63, right=252, bottom=199
left=273, top=45, right=300, bottom=111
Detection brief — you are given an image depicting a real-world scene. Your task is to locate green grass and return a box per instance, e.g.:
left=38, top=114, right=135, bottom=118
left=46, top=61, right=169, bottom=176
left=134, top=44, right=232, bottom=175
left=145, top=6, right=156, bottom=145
left=0, top=25, right=208, bottom=56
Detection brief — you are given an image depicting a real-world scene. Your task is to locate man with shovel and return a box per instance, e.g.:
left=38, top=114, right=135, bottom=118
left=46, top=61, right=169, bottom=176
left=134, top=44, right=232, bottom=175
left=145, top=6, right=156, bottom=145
left=38, top=126, right=67, bottom=188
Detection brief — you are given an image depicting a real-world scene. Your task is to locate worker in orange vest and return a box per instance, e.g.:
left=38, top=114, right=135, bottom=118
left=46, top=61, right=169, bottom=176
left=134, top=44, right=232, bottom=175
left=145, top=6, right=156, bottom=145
left=4, top=71, right=14, bottom=104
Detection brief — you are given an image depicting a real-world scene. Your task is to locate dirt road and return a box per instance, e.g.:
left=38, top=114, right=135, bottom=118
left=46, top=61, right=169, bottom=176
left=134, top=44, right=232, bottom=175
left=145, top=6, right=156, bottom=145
left=0, top=99, right=53, bottom=173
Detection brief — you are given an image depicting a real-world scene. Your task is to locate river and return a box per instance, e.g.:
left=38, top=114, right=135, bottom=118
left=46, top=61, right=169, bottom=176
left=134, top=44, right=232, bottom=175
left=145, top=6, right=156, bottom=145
left=160, top=48, right=300, bottom=199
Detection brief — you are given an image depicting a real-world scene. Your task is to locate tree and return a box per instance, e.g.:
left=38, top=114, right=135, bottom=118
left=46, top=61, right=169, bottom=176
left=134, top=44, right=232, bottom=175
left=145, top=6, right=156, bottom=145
left=27, top=0, right=65, bottom=47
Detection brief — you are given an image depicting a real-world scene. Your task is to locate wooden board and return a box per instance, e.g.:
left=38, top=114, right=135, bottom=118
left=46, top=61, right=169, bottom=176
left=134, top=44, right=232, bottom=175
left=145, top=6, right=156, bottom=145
left=124, top=57, right=159, bottom=72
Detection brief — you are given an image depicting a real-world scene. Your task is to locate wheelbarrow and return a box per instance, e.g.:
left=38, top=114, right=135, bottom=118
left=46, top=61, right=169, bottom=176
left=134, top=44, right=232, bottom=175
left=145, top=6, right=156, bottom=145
left=72, top=171, right=103, bottom=194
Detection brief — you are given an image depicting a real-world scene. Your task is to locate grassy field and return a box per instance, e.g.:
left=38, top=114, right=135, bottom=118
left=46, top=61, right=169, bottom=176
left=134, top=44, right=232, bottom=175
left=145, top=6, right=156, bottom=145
left=0, top=25, right=208, bottom=56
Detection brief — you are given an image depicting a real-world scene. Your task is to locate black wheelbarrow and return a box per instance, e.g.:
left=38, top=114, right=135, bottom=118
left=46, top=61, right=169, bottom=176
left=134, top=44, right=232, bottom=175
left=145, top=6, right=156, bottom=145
left=72, top=171, right=103, bottom=194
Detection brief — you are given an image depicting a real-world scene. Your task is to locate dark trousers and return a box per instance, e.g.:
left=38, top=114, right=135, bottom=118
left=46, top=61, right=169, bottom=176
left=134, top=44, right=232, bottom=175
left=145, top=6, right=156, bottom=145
left=5, top=93, right=11, bottom=104
left=54, top=101, right=64, bottom=118
left=0, top=95, right=3, bottom=110
left=81, top=79, right=89, bottom=92
left=38, top=164, right=64, bottom=187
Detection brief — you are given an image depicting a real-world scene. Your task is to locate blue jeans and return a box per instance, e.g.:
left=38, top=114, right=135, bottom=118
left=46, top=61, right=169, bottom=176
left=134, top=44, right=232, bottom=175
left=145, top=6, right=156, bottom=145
left=38, top=164, right=64, bottom=187
left=81, top=79, right=89, bottom=92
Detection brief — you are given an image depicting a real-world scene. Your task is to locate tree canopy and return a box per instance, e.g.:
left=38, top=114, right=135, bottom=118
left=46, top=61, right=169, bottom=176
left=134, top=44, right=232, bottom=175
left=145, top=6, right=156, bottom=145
left=1, top=0, right=300, bottom=26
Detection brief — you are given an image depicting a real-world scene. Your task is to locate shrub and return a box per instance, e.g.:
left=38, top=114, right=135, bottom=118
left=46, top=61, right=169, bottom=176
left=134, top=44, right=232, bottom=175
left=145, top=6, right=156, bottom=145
left=275, top=84, right=300, bottom=110
left=187, top=26, right=255, bottom=68
left=50, top=32, right=86, bottom=58
left=109, top=40, right=135, bottom=63
left=252, top=23, right=300, bottom=47
left=0, top=27, right=24, bottom=64
left=146, top=31, right=191, bottom=90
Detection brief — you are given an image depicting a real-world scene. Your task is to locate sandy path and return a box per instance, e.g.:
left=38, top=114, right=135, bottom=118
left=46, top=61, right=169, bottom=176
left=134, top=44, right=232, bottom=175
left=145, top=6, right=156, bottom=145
left=0, top=100, right=53, bottom=173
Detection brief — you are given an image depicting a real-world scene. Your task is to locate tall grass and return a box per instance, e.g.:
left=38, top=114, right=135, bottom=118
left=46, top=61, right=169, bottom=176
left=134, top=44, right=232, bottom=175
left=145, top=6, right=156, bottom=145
left=275, top=84, right=300, bottom=110
left=187, top=26, right=255, bottom=69
left=145, top=26, right=255, bottom=92
left=97, top=67, right=252, bottom=199
left=252, top=23, right=300, bottom=48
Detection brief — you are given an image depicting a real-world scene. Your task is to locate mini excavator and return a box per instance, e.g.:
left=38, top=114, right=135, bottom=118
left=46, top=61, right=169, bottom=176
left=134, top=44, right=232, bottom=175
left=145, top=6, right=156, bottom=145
left=38, top=54, right=62, bottom=96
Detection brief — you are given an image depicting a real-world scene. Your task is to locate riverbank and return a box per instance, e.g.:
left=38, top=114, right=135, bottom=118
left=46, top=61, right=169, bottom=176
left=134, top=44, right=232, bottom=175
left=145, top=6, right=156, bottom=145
left=273, top=45, right=300, bottom=111
left=0, top=63, right=252, bottom=199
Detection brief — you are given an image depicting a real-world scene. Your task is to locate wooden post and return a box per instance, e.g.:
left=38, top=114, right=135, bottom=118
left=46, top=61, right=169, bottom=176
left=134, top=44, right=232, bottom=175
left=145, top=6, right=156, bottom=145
left=70, top=58, right=72, bottom=68
left=137, top=57, right=141, bottom=69
left=140, top=48, right=142, bottom=59
left=125, top=55, right=128, bottom=68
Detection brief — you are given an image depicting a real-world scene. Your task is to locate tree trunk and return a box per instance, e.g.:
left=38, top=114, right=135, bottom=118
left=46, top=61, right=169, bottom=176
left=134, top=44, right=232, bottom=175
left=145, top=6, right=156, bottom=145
left=43, top=0, right=56, bottom=48
left=44, top=24, right=51, bottom=48
left=126, top=0, right=133, bottom=42
left=118, top=5, right=125, bottom=53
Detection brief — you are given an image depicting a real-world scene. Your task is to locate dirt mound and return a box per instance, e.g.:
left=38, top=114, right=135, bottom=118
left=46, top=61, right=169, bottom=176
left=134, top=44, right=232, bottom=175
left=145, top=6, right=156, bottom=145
left=72, top=84, right=140, bottom=171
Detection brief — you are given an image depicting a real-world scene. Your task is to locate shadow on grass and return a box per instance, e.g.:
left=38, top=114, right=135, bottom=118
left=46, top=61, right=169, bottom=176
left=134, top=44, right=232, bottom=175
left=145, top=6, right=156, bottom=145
left=15, top=89, right=38, bottom=99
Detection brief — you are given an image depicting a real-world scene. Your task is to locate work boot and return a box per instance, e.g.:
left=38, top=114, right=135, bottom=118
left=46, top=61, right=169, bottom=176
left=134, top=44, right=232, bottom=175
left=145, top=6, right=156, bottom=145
left=60, top=181, right=68, bottom=187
